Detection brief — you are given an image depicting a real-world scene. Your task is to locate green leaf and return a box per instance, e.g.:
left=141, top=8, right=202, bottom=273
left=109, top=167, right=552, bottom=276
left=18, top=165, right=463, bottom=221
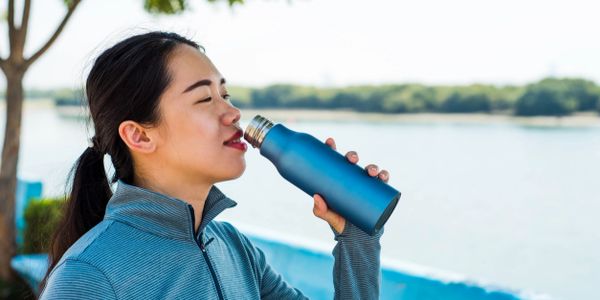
left=63, top=0, right=77, bottom=7
left=144, top=0, right=188, bottom=14
left=144, top=0, right=244, bottom=14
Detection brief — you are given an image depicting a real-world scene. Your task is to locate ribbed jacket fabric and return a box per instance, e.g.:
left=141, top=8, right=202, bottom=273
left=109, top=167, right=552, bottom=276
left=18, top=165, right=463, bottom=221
left=39, top=179, right=383, bottom=299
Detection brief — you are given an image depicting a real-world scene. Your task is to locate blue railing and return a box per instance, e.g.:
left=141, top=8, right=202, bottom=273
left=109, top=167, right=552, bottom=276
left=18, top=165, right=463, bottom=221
left=11, top=179, right=541, bottom=299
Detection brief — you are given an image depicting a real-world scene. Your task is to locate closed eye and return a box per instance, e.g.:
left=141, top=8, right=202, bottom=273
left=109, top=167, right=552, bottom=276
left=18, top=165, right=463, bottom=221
left=195, top=97, right=211, bottom=104
left=194, top=94, right=230, bottom=104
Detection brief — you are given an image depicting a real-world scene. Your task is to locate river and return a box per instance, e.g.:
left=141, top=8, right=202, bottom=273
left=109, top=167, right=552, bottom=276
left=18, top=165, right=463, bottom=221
left=3, top=103, right=600, bottom=299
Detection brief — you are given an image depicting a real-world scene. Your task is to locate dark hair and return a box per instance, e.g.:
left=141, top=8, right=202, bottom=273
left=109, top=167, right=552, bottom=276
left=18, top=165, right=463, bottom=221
left=39, top=31, right=202, bottom=292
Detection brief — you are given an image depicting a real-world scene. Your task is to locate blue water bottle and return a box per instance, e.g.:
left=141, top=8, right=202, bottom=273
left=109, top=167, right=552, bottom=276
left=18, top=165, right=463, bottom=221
left=243, top=115, right=400, bottom=235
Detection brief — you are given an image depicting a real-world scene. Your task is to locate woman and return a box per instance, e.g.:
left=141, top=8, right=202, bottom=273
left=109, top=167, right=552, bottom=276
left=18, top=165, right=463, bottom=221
left=39, top=31, right=391, bottom=300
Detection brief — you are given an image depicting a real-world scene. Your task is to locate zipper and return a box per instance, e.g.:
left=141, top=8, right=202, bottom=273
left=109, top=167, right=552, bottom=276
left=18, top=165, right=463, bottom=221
left=188, top=205, right=224, bottom=300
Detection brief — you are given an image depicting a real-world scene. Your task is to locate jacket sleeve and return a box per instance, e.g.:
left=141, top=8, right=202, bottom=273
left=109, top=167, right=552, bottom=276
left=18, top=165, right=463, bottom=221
left=39, top=259, right=117, bottom=300
left=331, top=221, right=384, bottom=300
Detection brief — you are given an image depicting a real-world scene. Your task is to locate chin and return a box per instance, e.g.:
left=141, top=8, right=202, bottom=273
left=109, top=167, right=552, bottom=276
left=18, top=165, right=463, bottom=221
left=218, top=162, right=246, bottom=182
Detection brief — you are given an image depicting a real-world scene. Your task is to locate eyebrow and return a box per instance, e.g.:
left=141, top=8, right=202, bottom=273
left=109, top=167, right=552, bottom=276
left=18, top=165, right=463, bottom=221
left=182, top=78, right=226, bottom=94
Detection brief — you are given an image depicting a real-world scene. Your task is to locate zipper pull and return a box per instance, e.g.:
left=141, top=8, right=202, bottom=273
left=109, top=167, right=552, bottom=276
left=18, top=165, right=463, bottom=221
left=199, top=231, right=206, bottom=252
left=198, top=232, right=214, bottom=252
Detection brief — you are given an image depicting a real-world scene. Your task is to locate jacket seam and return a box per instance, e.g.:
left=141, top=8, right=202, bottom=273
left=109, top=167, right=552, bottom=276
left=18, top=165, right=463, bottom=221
left=73, top=220, right=114, bottom=257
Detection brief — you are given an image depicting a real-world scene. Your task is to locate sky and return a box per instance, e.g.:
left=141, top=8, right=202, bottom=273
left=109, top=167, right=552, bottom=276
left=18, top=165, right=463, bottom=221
left=1, top=0, right=599, bottom=89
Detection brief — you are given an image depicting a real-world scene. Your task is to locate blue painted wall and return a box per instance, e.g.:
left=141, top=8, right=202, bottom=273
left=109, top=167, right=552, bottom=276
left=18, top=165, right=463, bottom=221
left=247, top=234, right=521, bottom=300
left=15, top=179, right=43, bottom=247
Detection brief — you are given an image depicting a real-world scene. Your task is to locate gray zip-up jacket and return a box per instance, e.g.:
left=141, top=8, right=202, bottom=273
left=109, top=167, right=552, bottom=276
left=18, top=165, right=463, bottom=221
left=39, top=180, right=383, bottom=299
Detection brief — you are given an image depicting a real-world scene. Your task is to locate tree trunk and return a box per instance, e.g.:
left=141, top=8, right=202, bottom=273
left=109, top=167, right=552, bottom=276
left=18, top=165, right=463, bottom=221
left=0, top=0, right=80, bottom=284
left=0, top=70, right=25, bottom=282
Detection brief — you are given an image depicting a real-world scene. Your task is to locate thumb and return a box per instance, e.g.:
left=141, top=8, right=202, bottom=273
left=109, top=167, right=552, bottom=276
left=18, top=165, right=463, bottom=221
left=313, top=194, right=346, bottom=234
left=312, top=194, right=327, bottom=218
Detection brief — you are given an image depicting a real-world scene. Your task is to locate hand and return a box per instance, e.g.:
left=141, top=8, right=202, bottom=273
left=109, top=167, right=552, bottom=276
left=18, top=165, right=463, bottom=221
left=313, top=137, right=391, bottom=234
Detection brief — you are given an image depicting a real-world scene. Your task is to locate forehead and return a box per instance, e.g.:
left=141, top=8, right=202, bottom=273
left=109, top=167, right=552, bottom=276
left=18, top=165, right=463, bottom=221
left=167, top=45, right=222, bottom=87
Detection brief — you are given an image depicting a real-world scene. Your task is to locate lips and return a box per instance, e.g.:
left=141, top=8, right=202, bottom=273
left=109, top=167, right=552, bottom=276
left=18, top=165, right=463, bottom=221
left=223, top=128, right=248, bottom=152
left=223, top=129, right=244, bottom=145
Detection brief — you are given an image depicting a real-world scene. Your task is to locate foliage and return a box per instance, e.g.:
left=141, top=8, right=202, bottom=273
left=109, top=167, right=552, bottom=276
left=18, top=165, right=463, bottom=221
left=236, top=78, right=598, bottom=116
left=514, top=78, right=597, bottom=116
left=32, top=78, right=600, bottom=116
left=144, top=0, right=244, bottom=14
left=22, top=198, right=64, bottom=254
left=144, top=0, right=188, bottom=14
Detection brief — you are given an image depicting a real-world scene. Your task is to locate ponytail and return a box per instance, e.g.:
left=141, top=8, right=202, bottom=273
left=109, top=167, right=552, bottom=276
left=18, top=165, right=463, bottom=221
left=39, top=144, right=112, bottom=292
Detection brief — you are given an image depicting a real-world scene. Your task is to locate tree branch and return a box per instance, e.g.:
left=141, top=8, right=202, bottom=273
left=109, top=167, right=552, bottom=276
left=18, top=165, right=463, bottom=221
left=20, top=0, right=31, bottom=40
left=8, top=0, right=16, bottom=50
left=25, top=0, right=82, bottom=67
left=9, top=0, right=32, bottom=60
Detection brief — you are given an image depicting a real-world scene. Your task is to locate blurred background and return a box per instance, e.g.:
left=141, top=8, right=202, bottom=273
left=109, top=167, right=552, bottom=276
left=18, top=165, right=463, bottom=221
left=1, top=0, right=599, bottom=299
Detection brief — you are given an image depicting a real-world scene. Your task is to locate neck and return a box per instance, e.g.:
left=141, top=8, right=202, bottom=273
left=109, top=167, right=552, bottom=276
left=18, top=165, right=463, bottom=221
left=132, top=173, right=213, bottom=233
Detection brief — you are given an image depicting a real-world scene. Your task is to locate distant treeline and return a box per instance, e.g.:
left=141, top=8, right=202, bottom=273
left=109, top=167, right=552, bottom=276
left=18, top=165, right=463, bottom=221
left=18, top=77, right=600, bottom=116
left=230, top=78, right=600, bottom=116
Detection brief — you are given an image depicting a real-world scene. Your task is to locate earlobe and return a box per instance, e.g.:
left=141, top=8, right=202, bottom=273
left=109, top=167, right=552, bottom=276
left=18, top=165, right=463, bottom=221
left=118, top=121, right=156, bottom=154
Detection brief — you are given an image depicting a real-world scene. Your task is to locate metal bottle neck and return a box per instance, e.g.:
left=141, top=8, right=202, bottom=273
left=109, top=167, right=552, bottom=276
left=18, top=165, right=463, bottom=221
left=243, top=115, right=274, bottom=149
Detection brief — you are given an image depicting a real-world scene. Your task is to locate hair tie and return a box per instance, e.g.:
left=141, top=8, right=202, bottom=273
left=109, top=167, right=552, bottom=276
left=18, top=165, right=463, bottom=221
left=89, top=136, right=104, bottom=155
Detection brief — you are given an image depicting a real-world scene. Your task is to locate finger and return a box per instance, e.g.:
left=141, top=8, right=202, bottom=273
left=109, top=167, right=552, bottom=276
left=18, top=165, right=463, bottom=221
left=378, top=169, right=390, bottom=183
left=365, top=164, right=379, bottom=177
left=325, top=137, right=337, bottom=151
left=345, top=151, right=359, bottom=164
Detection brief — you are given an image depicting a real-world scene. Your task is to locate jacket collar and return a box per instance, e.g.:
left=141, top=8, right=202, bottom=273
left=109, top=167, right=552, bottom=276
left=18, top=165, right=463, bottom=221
left=104, top=180, right=237, bottom=240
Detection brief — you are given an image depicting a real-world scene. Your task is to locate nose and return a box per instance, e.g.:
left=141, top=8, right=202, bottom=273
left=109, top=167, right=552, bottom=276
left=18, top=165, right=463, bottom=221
left=223, top=103, right=241, bottom=126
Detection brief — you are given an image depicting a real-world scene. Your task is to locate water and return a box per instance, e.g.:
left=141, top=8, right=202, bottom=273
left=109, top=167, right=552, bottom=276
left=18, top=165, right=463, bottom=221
left=3, top=105, right=600, bottom=299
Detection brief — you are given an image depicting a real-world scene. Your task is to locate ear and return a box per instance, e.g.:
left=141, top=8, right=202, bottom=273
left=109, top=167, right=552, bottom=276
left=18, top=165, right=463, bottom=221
left=118, top=120, right=157, bottom=154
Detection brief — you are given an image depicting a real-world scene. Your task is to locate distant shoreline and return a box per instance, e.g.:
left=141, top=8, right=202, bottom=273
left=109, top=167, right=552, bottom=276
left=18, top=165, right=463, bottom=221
left=4, top=98, right=600, bottom=128
left=241, top=109, right=600, bottom=128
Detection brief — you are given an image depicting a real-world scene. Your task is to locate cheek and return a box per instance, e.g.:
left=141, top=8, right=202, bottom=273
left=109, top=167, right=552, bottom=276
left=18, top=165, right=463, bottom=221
left=159, top=104, right=239, bottom=177
left=161, top=107, right=218, bottom=157
left=164, top=107, right=215, bottom=142
left=168, top=112, right=222, bottom=161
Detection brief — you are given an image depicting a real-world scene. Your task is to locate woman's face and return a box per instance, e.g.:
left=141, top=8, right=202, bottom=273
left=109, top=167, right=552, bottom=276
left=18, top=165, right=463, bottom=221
left=150, top=44, right=247, bottom=184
